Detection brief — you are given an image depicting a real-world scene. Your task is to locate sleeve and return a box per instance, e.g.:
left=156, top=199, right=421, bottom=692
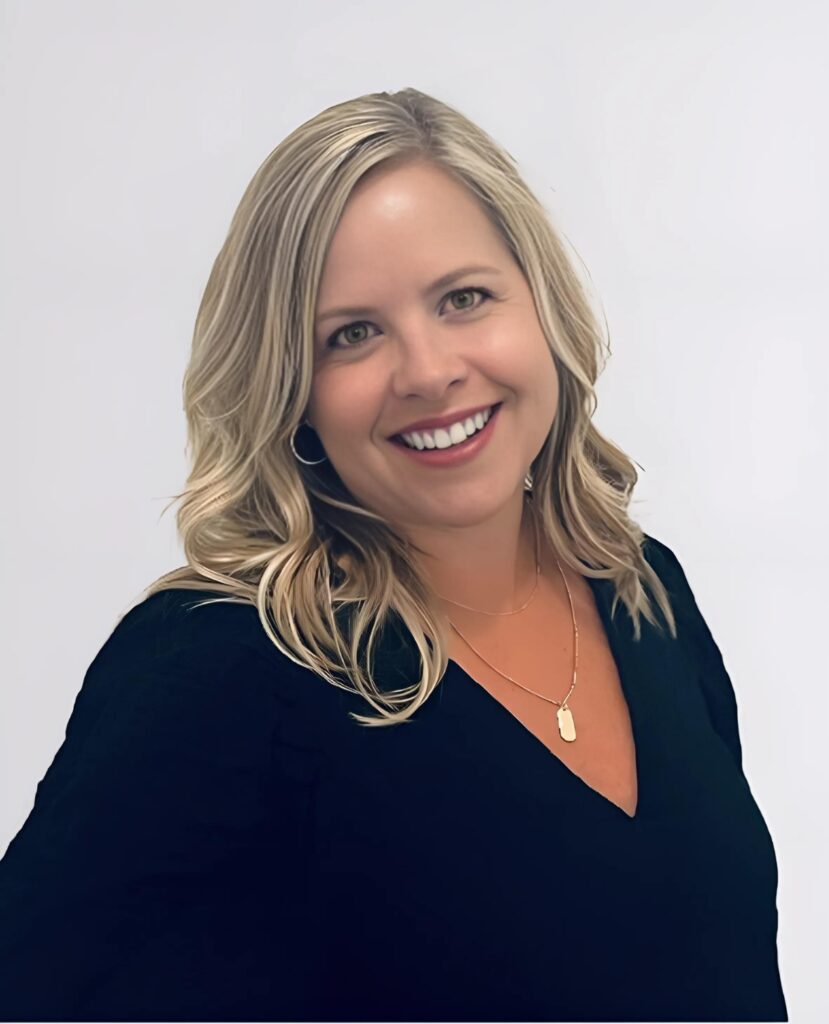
left=645, top=535, right=744, bottom=773
left=0, top=595, right=318, bottom=1022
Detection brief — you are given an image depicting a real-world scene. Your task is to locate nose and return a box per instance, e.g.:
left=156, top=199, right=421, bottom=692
left=387, top=324, right=470, bottom=401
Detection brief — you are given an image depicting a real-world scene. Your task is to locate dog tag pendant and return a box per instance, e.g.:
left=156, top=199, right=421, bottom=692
left=557, top=705, right=577, bottom=742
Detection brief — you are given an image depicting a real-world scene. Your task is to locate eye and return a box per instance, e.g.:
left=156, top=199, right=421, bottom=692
left=446, top=287, right=489, bottom=313
left=324, top=286, right=495, bottom=351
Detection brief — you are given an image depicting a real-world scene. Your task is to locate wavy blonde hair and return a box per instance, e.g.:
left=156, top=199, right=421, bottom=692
left=140, top=86, right=678, bottom=727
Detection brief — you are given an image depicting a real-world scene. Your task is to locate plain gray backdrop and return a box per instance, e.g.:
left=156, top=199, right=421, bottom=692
left=2, top=1, right=826, bottom=1020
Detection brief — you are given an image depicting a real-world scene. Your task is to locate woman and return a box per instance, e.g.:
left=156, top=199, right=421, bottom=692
left=0, top=88, right=787, bottom=1022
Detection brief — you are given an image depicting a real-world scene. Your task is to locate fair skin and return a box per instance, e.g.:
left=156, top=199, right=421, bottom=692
left=306, top=157, right=560, bottom=615
left=306, top=158, right=639, bottom=815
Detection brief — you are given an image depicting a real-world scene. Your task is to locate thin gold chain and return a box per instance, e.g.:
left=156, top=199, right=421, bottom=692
left=432, top=512, right=579, bottom=712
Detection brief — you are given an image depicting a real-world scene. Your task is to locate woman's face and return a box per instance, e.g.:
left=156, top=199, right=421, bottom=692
left=306, top=158, right=559, bottom=538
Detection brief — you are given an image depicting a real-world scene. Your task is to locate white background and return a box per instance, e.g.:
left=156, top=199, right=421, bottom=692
left=1, top=0, right=826, bottom=1019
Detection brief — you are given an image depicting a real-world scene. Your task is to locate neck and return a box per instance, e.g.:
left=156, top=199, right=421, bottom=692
left=409, top=494, right=539, bottom=614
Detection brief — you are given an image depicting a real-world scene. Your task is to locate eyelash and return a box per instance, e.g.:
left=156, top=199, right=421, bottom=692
left=324, top=286, right=495, bottom=351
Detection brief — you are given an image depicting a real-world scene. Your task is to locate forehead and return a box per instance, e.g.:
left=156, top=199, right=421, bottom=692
left=318, top=162, right=507, bottom=292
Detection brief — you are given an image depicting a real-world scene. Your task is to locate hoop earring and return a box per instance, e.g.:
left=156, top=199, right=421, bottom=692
left=290, top=422, right=328, bottom=466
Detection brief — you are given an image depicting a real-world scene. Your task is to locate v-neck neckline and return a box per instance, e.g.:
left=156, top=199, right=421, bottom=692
left=444, top=572, right=646, bottom=822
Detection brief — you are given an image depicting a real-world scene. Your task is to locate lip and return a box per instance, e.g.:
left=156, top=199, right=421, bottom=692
left=388, top=402, right=500, bottom=439
left=388, top=402, right=502, bottom=467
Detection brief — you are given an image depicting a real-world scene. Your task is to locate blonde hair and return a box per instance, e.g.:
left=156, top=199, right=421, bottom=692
left=139, top=87, right=678, bottom=727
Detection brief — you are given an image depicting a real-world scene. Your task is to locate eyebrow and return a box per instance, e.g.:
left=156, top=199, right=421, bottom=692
left=315, top=264, right=504, bottom=324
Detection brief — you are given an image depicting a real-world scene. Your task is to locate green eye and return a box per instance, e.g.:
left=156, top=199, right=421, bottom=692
left=325, top=286, right=494, bottom=350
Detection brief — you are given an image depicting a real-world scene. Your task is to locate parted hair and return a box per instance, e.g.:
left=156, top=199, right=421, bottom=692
left=140, top=86, right=678, bottom=727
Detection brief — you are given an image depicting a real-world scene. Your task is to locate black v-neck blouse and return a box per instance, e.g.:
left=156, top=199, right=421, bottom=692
left=0, top=535, right=788, bottom=1022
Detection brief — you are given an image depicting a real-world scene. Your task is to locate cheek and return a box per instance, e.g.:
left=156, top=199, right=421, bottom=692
left=509, top=330, right=559, bottom=420
left=500, top=337, right=556, bottom=400
left=536, top=362, right=560, bottom=422
left=543, top=356, right=559, bottom=399
left=310, top=372, right=382, bottom=440
left=525, top=328, right=558, bottom=390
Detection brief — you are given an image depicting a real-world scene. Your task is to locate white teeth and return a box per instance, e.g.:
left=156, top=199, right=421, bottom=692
left=400, top=405, right=493, bottom=451
left=447, top=422, right=468, bottom=446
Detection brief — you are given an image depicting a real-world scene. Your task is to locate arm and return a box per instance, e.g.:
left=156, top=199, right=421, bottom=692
left=0, top=593, right=316, bottom=1021
left=645, top=535, right=744, bottom=773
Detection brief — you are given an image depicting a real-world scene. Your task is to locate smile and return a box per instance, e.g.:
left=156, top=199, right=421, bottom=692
left=389, top=403, right=503, bottom=467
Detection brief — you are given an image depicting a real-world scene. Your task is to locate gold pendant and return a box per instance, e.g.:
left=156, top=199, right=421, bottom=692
left=557, top=705, right=576, bottom=742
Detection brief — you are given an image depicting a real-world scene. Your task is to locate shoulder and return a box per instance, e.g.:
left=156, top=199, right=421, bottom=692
left=640, top=532, right=705, bottom=605
left=640, top=532, right=696, bottom=603
left=103, top=587, right=263, bottom=660
left=91, top=587, right=300, bottom=693
left=641, top=533, right=744, bottom=767
left=64, top=588, right=320, bottom=770
left=641, top=532, right=681, bottom=574
left=635, top=533, right=711, bottom=642
left=639, top=532, right=724, bottom=661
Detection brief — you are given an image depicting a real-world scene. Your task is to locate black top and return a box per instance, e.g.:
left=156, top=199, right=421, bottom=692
left=0, top=535, right=788, bottom=1022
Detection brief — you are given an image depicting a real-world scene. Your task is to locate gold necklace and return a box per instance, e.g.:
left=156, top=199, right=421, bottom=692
left=433, top=512, right=580, bottom=743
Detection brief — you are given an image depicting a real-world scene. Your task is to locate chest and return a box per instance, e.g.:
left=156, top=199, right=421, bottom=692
left=444, top=575, right=639, bottom=818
